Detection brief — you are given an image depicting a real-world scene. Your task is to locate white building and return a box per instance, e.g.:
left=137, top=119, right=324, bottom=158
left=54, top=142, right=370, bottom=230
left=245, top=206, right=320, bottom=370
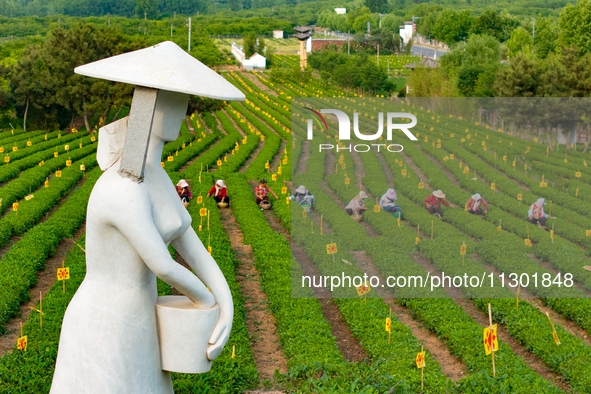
left=335, top=8, right=346, bottom=14
left=243, top=53, right=267, bottom=70
left=399, top=22, right=415, bottom=45
left=273, top=30, right=284, bottom=39
left=231, top=42, right=266, bottom=70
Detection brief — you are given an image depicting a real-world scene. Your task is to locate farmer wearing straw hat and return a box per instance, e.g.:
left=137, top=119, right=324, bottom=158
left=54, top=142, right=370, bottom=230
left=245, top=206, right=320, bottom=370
left=466, top=193, right=488, bottom=216
left=176, top=179, right=193, bottom=203
left=528, top=197, right=550, bottom=229
left=207, top=179, right=230, bottom=206
left=291, top=185, right=314, bottom=207
left=346, top=191, right=369, bottom=216
left=424, top=190, right=452, bottom=218
left=379, top=188, right=401, bottom=214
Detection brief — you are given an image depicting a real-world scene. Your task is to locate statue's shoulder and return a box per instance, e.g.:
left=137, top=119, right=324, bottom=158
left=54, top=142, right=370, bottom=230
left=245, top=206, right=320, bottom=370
left=90, top=170, right=149, bottom=210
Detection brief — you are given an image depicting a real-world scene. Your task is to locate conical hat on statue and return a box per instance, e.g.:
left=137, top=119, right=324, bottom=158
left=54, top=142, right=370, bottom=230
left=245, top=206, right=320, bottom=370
left=75, top=41, right=245, bottom=101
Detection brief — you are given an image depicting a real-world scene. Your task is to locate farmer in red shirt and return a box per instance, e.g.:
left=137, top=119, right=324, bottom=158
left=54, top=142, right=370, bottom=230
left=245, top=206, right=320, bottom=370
left=176, top=179, right=193, bottom=203
left=424, top=190, right=453, bottom=218
left=466, top=193, right=488, bottom=216
left=255, top=178, right=278, bottom=205
left=207, top=179, right=230, bottom=207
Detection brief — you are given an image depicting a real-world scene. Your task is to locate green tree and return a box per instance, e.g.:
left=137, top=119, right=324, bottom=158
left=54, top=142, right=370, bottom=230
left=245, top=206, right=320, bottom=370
left=534, top=17, right=558, bottom=59
left=470, top=9, right=517, bottom=42
left=380, top=28, right=403, bottom=53
left=442, top=34, right=501, bottom=96
left=265, top=45, right=275, bottom=67
left=228, top=0, right=241, bottom=12
left=380, top=14, right=404, bottom=32
left=365, top=0, right=389, bottom=14
left=243, top=33, right=256, bottom=57
left=494, top=53, right=543, bottom=96
left=405, top=4, right=443, bottom=39
left=135, top=0, right=158, bottom=19
left=432, top=9, right=473, bottom=46
left=559, top=0, right=591, bottom=54
left=10, top=46, right=47, bottom=131
left=408, top=67, right=459, bottom=97
left=10, top=24, right=137, bottom=131
left=506, top=26, right=533, bottom=56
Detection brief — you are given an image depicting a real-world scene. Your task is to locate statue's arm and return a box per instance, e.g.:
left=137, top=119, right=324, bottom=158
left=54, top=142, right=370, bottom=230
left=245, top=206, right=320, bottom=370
left=172, top=227, right=233, bottom=361
left=104, top=184, right=215, bottom=309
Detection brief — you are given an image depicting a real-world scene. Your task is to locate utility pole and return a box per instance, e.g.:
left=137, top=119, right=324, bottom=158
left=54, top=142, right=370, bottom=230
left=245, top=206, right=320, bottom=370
left=188, top=17, right=192, bottom=52
left=171, top=24, right=173, bottom=37
left=348, top=31, right=350, bottom=55
left=144, top=11, right=147, bottom=20
left=531, top=18, right=536, bottom=39
left=377, top=44, right=380, bottom=66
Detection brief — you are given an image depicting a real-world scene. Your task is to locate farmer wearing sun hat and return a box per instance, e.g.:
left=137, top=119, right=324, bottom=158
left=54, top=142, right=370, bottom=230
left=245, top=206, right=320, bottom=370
left=207, top=179, right=230, bottom=206
left=291, top=185, right=314, bottom=207
left=176, top=179, right=193, bottom=203
left=424, top=190, right=451, bottom=218
left=528, top=197, right=549, bottom=229
left=380, top=188, right=401, bottom=213
left=466, top=193, right=488, bottom=216
left=346, top=191, right=369, bottom=216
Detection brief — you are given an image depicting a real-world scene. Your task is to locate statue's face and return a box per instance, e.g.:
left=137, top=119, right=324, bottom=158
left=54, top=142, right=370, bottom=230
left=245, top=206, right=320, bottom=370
left=151, top=90, right=190, bottom=142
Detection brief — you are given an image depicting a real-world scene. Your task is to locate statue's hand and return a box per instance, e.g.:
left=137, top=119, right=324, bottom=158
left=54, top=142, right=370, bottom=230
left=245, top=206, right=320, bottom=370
left=190, top=290, right=215, bottom=309
left=206, top=307, right=232, bottom=361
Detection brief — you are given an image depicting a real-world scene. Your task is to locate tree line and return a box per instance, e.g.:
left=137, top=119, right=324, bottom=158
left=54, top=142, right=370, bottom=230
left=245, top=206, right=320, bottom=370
left=406, top=0, right=591, bottom=99
left=0, top=22, right=227, bottom=131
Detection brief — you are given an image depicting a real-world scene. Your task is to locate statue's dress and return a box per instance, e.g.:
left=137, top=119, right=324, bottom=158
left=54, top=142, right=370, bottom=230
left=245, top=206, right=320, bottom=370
left=51, top=164, right=191, bottom=394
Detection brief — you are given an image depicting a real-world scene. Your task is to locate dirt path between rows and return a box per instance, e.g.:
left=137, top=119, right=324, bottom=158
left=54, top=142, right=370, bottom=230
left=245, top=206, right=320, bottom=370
left=239, top=140, right=264, bottom=173
left=222, top=109, right=246, bottom=137
left=214, top=113, right=227, bottom=135
left=220, top=208, right=288, bottom=382
left=185, top=117, right=196, bottom=136
left=270, top=140, right=287, bottom=173
left=178, top=137, right=220, bottom=175
left=240, top=72, right=278, bottom=97
left=350, top=250, right=468, bottom=382
left=291, top=242, right=367, bottom=363
left=398, top=149, right=431, bottom=189
left=295, top=141, right=310, bottom=175
left=253, top=170, right=366, bottom=363
left=236, top=102, right=283, bottom=139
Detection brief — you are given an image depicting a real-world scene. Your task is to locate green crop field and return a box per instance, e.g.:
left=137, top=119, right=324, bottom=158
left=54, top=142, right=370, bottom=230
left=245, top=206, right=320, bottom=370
left=0, top=66, right=590, bottom=393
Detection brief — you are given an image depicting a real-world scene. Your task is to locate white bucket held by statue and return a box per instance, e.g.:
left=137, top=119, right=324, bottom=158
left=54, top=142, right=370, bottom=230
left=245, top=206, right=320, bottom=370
left=155, top=296, right=220, bottom=373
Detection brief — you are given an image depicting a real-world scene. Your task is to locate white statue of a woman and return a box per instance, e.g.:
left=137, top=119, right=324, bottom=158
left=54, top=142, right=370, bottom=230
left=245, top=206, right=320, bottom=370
left=50, top=42, right=244, bottom=393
